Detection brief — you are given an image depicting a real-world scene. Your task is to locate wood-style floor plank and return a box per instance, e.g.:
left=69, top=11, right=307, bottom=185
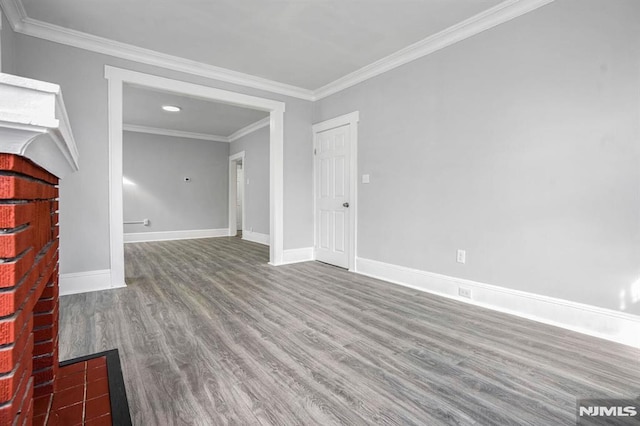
left=59, top=237, right=640, bottom=425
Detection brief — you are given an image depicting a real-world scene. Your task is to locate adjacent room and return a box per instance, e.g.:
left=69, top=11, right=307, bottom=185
left=0, top=0, right=638, bottom=424
left=121, top=84, right=270, bottom=246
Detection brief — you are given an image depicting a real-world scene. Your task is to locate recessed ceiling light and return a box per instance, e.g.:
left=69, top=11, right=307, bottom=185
left=162, top=105, right=181, bottom=112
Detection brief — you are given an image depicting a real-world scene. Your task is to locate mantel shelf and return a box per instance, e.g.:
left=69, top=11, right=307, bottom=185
left=0, top=73, right=79, bottom=178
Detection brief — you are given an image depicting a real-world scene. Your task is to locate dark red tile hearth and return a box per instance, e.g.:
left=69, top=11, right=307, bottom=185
left=85, top=395, right=111, bottom=420
left=53, top=385, right=84, bottom=409
left=87, top=365, right=107, bottom=382
left=58, top=361, right=85, bottom=377
left=38, top=355, right=122, bottom=425
left=57, top=372, right=85, bottom=391
left=56, top=403, right=83, bottom=425
left=86, top=358, right=106, bottom=370
left=33, top=394, right=51, bottom=417
left=33, top=414, right=46, bottom=426
left=86, top=378, right=109, bottom=400
left=85, top=414, right=112, bottom=426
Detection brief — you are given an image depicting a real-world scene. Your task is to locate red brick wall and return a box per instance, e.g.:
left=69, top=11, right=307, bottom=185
left=0, top=154, right=59, bottom=425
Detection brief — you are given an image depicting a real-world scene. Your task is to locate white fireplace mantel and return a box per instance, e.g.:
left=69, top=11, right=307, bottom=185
left=0, top=73, right=78, bottom=178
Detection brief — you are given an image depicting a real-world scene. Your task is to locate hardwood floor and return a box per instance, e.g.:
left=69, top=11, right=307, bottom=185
left=59, top=237, right=640, bottom=425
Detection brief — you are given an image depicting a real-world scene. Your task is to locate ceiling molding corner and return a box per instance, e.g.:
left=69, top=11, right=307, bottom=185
left=313, top=0, right=556, bottom=100
left=5, top=0, right=556, bottom=102
left=228, top=117, right=270, bottom=143
left=123, top=124, right=230, bottom=143
left=0, top=0, right=27, bottom=31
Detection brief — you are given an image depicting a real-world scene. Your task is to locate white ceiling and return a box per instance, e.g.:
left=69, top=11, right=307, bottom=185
left=21, top=0, right=504, bottom=90
left=123, top=85, right=268, bottom=137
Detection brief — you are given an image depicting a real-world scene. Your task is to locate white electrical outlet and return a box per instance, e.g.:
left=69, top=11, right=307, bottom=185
left=458, top=287, right=472, bottom=298
left=457, top=249, right=466, bottom=264
left=362, top=174, right=370, bottom=184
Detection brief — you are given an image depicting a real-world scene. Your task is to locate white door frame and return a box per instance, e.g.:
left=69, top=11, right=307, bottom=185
left=229, top=151, right=245, bottom=237
left=312, top=111, right=359, bottom=271
left=105, top=66, right=286, bottom=287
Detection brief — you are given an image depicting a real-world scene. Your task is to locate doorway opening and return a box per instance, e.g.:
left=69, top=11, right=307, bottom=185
left=228, top=151, right=245, bottom=238
left=236, top=160, right=244, bottom=236
left=106, top=66, right=285, bottom=288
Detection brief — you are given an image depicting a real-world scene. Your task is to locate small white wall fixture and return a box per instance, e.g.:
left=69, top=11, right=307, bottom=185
left=228, top=151, right=245, bottom=238
left=105, top=66, right=285, bottom=287
left=312, top=111, right=359, bottom=271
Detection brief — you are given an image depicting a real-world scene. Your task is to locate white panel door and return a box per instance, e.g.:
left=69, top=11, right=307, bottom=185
left=315, top=124, right=350, bottom=268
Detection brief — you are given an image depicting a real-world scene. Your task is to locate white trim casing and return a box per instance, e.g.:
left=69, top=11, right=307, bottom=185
left=123, top=124, right=229, bottom=143
left=312, top=111, right=359, bottom=271
left=356, top=257, right=640, bottom=349
left=313, top=0, right=557, bottom=99
left=124, top=228, right=229, bottom=243
left=0, top=0, right=555, bottom=100
left=268, top=109, right=284, bottom=266
left=106, top=73, right=125, bottom=287
left=228, top=151, right=245, bottom=237
left=228, top=117, right=270, bottom=142
left=242, top=230, right=270, bottom=246
left=281, top=247, right=315, bottom=265
left=59, top=269, right=124, bottom=296
left=106, top=66, right=286, bottom=290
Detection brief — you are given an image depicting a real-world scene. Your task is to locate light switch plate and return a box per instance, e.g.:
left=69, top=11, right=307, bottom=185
left=362, top=174, right=370, bottom=184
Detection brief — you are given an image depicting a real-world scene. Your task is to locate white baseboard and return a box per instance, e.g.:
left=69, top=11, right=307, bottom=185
left=59, top=269, right=126, bottom=296
left=281, top=247, right=315, bottom=265
left=242, top=230, right=270, bottom=246
left=356, top=257, right=640, bottom=348
left=124, top=228, right=229, bottom=243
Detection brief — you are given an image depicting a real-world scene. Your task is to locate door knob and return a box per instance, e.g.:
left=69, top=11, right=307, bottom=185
left=343, top=202, right=350, bottom=208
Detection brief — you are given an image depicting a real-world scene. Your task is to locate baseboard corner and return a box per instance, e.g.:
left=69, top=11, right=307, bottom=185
left=281, top=247, right=315, bottom=265
left=60, top=269, right=121, bottom=296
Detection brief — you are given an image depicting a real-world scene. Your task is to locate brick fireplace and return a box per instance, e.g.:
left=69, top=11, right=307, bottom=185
left=0, top=74, right=78, bottom=425
left=0, top=154, right=60, bottom=424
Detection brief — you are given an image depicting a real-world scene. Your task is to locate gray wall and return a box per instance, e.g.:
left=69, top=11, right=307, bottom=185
left=230, top=126, right=270, bottom=235
left=314, top=0, right=640, bottom=314
left=10, top=31, right=313, bottom=274
left=0, top=11, right=16, bottom=74
left=123, top=132, right=229, bottom=234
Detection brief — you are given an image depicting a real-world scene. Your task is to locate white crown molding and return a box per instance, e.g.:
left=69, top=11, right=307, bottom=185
left=123, top=116, right=271, bottom=143
left=1, top=0, right=556, bottom=101
left=123, top=123, right=229, bottom=143
left=313, top=0, right=556, bottom=100
left=228, top=117, right=270, bottom=142
left=0, top=0, right=315, bottom=101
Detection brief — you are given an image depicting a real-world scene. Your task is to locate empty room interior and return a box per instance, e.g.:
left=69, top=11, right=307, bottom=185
left=0, top=0, right=638, bottom=424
